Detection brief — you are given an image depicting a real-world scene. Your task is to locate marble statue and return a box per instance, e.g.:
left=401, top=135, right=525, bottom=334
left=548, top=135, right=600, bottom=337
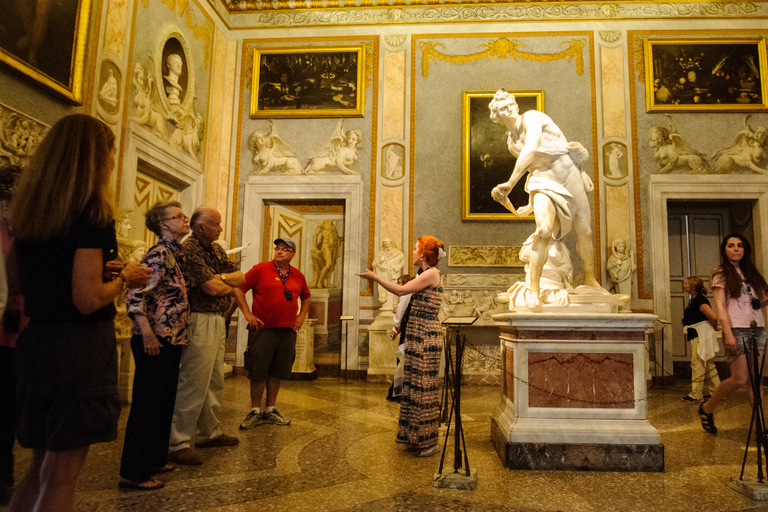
left=0, top=104, right=48, bottom=166
left=163, top=53, right=184, bottom=110
left=309, top=219, right=341, bottom=288
left=503, top=234, right=573, bottom=310
left=489, top=89, right=604, bottom=311
left=130, top=62, right=169, bottom=140
left=371, top=238, right=404, bottom=310
left=712, top=115, right=768, bottom=174
left=607, top=238, right=635, bottom=311
left=305, top=121, right=362, bottom=175
left=649, top=116, right=709, bottom=174
left=248, top=120, right=302, bottom=175
left=605, top=144, right=625, bottom=178
left=170, top=113, right=204, bottom=159
left=99, top=69, right=119, bottom=110
left=114, top=210, right=147, bottom=339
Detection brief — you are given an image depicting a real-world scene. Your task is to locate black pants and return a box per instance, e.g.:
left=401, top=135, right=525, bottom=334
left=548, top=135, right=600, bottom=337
left=119, top=335, right=182, bottom=481
left=0, top=347, right=15, bottom=484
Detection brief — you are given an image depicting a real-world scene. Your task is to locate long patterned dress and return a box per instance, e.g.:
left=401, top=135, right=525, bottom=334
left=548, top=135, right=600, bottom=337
left=396, top=282, right=443, bottom=449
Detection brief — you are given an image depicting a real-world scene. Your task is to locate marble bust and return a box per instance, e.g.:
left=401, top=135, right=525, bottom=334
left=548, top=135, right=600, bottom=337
left=163, top=53, right=184, bottom=109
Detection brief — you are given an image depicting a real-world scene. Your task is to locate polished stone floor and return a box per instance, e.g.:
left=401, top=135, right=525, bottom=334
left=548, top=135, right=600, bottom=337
left=6, top=376, right=768, bottom=511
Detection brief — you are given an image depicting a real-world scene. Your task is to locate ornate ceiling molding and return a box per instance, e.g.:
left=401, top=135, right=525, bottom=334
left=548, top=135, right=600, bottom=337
left=220, top=1, right=765, bottom=28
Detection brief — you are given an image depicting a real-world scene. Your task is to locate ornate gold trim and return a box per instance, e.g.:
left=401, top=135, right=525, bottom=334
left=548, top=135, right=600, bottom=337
left=419, top=38, right=586, bottom=77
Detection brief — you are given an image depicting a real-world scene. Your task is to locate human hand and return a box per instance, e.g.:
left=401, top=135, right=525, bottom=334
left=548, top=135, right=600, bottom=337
left=143, top=332, right=161, bottom=356
left=724, top=332, right=738, bottom=354
left=515, top=203, right=534, bottom=217
left=357, top=269, right=377, bottom=281
left=104, top=260, right=124, bottom=282
left=294, top=314, right=306, bottom=332
left=244, top=311, right=263, bottom=331
left=121, top=262, right=153, bottom=289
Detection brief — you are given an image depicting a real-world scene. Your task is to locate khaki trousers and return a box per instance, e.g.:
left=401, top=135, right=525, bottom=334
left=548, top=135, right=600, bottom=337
left=169, top=312, right=225, bottom=452
left=689, top=335, right=721, bottom=400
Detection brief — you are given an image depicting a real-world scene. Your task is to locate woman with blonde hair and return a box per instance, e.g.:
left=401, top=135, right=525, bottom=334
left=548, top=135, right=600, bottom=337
left=358, top=235, right=445, bottom=457
left=9, top=114, right=151, bottom=511
left=681, top=276, right=720, bottom=403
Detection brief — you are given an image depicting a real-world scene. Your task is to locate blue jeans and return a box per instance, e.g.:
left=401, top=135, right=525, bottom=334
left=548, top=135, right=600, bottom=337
left=731, top=327, right=766, bottom=356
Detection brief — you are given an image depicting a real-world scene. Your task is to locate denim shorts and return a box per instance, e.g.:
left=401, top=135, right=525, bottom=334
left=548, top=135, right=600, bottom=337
left=731, top=327, right=766, bottom=357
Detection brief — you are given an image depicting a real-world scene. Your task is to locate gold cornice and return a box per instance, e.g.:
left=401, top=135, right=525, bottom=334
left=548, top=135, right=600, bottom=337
left=217, top=1, right=767, bottom=29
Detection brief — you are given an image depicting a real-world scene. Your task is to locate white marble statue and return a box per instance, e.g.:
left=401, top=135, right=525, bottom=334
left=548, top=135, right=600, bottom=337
left=163, top=53, right=184, bottom=110
left=170, top=112, right=204, bottom=159
left=503, top=234, right=573, bottom=310
left=489, top=89, right=605, bottom=311
left=99, top=69, right=119, bottom=109
left=371, top=238, right=404, bottom=310
left=606, top=238, right=635, bottom=311
left=649, top=116, right=709, bottom=174
left=309, top=219, right=341, bottom=288
left=383, top=145, right=403, bottom=179
left=605, top=144, right=625, bottom=178
left=130, top=63, right=169, bottom=140
left=248, top=120, right=302, bottom=175
left=305, top=121, right=362, bottom=175
left=712, top=115, right=768, bottom=174
left=0, top=105, right=48, bottom=166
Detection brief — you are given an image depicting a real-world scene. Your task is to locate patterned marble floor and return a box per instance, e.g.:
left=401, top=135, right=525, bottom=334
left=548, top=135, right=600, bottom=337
left=6, top=376, right=768, bottom=511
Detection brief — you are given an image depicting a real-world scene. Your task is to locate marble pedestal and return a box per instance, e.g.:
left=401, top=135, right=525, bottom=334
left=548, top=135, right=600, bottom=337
left=367, top=310, right=397, bottom=377
left=309, top=288, right=342, bottom=351
left=291, top=319, right=317, bottom=380
left=491, top=312, right=663, bottom=472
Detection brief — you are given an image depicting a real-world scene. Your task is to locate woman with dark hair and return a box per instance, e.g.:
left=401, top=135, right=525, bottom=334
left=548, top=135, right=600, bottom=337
left=698, top=234, right=768, bottom=435
left=119, top=200, right=190, bottom=490
left=681, top=276, right=720, bottom=403
left=358, top=235, right=446, bottom=457
left=9, top=114, right=151, bottom=511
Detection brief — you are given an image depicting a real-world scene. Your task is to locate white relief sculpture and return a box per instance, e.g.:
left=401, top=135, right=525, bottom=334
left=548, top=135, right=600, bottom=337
left=605, top=143, right=625, bottom=178
left=305, top=121, right=362, bottom=175
left=99, top=69, right=119, bottom=110
left=0, top=104, right=48, bottom=166
left=309, top=219, right=342, bottom=289
left=711, top=115, right=768, bottom=174
left=606, top=238, right=635, bottom=311
left=371, top=238, right=404, bottom=310
left=443, top=274, right=524, bottom=289
left=448, top=245, right=522, bottom=267
left=383, top=144, right=403, bottom=179
left=649, top=116, right=710, bottom=174
left=130, top=62, right=169, bottom=140
left=163, top=53, right=184, bottom=111
left=170, top=113, right=204, bottom=159
left=114, top=210, right=148, bottom=339
left=489, top=89, right=608, bottom=311
left=248, top=120, right=302, bottom=175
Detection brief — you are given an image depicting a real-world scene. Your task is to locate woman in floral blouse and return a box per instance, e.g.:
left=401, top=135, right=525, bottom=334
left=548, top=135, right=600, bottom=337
left=119, top=201, right=190, bottom=490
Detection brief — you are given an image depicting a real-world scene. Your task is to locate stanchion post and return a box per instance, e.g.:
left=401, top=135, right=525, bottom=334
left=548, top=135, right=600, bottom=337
left=340, top=315, right=354, bottom=383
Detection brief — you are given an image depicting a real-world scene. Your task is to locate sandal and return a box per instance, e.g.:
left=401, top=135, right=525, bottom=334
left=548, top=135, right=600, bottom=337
left=118, top=476, right=165, bottom=491
left=698, top=403, right=718, bottom=435
left=153, top=464, right=175, bottom=474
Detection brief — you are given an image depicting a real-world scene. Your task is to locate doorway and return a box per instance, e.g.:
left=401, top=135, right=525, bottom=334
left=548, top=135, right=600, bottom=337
left=667, top=200, right=753, bottom=373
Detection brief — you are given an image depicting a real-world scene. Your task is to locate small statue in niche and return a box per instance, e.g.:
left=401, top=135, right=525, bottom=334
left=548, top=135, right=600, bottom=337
left=305, top=121, right=362, bottom=175
left=248, top=120, right=302, bottom=175
left=711, top=115, right=768, bottom=174
left=649, top=115, right=709, bottom=174
left=606, top=238, right=635, bottom=311
left=309, top=219, right=341, bottom=289
left=99, top=69, right=119, bottom=110
left=383, top=144, right=403, bottom=179
left=371, top=238, right=404, bottom=310
left=130, top=62, right=169, bottom=140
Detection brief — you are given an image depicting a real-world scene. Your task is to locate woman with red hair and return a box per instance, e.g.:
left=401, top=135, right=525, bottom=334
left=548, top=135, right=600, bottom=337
left=358, top=235, right=445, bottom=456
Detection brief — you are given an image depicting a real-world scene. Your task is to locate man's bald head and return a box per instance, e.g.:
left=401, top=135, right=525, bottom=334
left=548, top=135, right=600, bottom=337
left=190, top=207, right=223, bottom=245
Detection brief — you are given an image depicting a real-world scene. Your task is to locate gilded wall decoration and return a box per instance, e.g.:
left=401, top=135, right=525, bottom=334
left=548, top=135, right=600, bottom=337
left=0, top=103, right=49, bottom=167
left=448, top=245, right=523, bottom=267
left=419, top=38, right=586, bottom=77
left=600, top=31, right=621, bottom=43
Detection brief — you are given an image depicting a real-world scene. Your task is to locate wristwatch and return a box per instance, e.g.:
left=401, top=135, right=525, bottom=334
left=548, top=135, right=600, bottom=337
left=221, top=273, right=227, bottom=282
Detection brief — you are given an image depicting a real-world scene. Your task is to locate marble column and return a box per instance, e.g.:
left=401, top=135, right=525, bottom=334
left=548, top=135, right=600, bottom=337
left=492, top=312, right=663, bottom=472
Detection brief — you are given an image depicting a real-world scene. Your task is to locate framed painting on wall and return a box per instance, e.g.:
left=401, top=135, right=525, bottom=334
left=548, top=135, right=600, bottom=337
left=644, top=38, right=768, bottom=112
left=250, top=45, right=365, bottom=118
left=462, top=90, right=543, bottom=221
left=0, top=0, right=92, bottom=104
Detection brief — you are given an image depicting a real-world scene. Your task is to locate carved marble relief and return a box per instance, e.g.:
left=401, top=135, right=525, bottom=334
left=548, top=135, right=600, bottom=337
left=0, top=103, right=49, bottom=167
left=440, top=273, right=524, bottom=326
left=130, top=29, right=205, bottom=161
left=603, top=142, right=628, bottom=179
left=382, top=143, right=404, bottom=180
left=305, top=121, right=362, bottom=175
left=650, top=114, right=767, bottom=175
left=448, top=245, right=523, bottom=267
left=98, top=60, right=122, bottom=116
left=248, top=120, right=302, bottom=175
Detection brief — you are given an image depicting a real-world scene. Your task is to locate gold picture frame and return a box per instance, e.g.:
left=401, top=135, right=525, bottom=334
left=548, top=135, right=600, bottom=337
left=462, top=90, right=543, bottom=221
left=644, top=37, right=768, bottom=112
left=250, top=45, right=365, bottom=118
left=0, top=0, right=92, bottom=104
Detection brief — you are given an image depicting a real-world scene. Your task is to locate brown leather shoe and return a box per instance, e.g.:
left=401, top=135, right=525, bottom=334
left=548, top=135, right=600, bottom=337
left=196, top=433, right=239, bottom=448
left=167, top=448, right=203, bottom=465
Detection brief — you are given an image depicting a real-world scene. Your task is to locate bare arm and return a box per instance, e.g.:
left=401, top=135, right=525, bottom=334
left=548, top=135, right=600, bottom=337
left=233, top=287, right=261, bottom=330
left=72, top=249, right=152, bottom=315
left=358, top=267, right=439, bottom=296
left=294, top=297, right=311, bottom=331
left=712, top=286, right=736, bottom=349
left=200, top=271, right=244, bottom=297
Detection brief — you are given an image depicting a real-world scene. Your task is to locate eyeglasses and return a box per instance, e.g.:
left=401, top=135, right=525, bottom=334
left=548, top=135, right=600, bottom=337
left=163, top=213, right=188, bottom=222
left=275, top=247, right=295, bottom=253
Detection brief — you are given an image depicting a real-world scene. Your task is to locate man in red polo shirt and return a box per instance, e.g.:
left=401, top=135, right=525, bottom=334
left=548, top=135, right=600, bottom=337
left=234, top=238, right=311, bottom=427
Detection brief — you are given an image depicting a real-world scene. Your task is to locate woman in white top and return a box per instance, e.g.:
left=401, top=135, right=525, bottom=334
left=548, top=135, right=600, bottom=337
left=698, top=234, right=768, bottom=434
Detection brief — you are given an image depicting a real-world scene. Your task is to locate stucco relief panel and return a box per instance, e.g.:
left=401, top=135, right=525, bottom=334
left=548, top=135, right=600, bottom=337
left=103, top=0, right=129, bottom=60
